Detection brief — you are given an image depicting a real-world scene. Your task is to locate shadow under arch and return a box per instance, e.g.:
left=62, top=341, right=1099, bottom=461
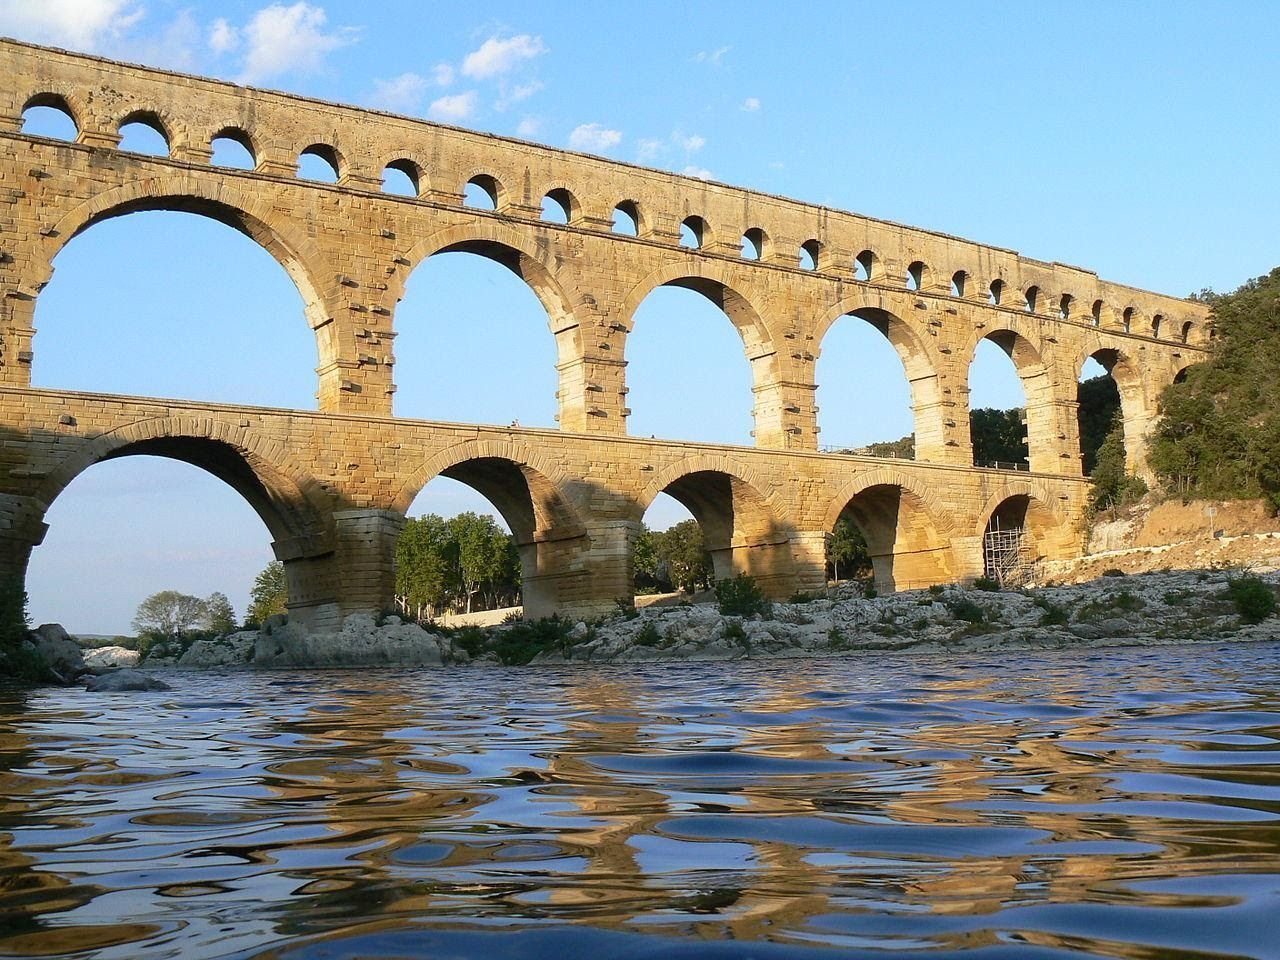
left=1076, top=343, right=1145, bottom=473
left=823, top=469, right=956, bottom=592
left=29, top=416, right=339, bottom=625
left=636, top=455, right=795, bottom=598
left=974, top=486, right=1075, bottom=581
left=815, top=292, right=945, bottom=460
left=393, top=439, right=590, bottom=618
left=967, top=326, right=1052, bottom=471
left=38, top=176, right=343, bottom=390
left=619, top=263, right=777, bottom=440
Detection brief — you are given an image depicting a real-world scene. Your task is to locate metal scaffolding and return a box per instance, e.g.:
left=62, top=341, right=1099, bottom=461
left=983, top=518, right=1035, bottom=587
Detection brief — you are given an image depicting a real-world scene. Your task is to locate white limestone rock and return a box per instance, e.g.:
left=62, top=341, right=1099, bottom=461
left=178, top=632, right=257, bottom=668
left=82, top=646, right=141, bottom=670
left=254, top=614, right=450, bottom=667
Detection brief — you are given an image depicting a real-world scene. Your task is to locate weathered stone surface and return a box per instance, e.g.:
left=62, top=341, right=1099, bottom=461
left=85, top=669, right=171, bottom=692
left=178, top=632, right=257, bottom=668
left=253, top=614, right=451, bottom=668
left=29, top=624, right=83, bottom=678
left=83, top=646, right=141, bottom=670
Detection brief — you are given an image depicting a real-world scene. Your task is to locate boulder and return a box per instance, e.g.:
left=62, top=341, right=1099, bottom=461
left=254, top=614, right=449, bottom=667
left=82, top=646, right=141, bottom=670
left=178, top=632, right=256, bottom=668
left=29, top=623, right=84, bottom=678
left=85, top=669, right=171, bottom=692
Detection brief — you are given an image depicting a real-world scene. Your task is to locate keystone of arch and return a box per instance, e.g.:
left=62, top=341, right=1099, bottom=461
left=820, top=467, right=956, bottom=536
left=31, top=415, right=337, bottom=555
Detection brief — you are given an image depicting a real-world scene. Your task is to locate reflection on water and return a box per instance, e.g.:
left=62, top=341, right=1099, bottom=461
left=2, top=642, right=1279, bottom=959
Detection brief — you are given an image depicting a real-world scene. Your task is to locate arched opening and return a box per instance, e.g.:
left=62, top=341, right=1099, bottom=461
left=21, top=94, right=78, bottom=139
left=612, top=200, right=640, bottom=236
left=32, top=210, right=319, bottom=407
left=830, top=484, right=953, bottom=592
left=951, top=271, right=967, bottom=298
left=1151, top=314, right=1163, bottom=339
left=540, top=188, right=575, bottom=224
left=1180, top=320, right=1193, bottom=344
left=393, top=245, right=561, bottom=426
left=634, top=493, right=705, bottom=599
left=298, top=144, right=340, bottom=182
left=741, top=227, right=766, bottom=261
left=625, top=280, right=764, bottom=445
left=117, top=112, right=170, bottom=156
left=981, top=494, right=1055, bottom=587
left=989, top=278, right=1004, bottom=305
left=382, top=159, right=421, bottom=197
left=1091, top=299, right=1104, bottom=327
left=1077, top=354, right=1122, bottom=476
left=816, top=310, right=924, bottom=457
left=1059, top=294, right=1073, bottom=320
left=1122, top=306, right=1135, bottom=333
left=906, top=261, right=925, bottom=291
left=1024, top=285, right=1039, bottom=314
left=27, top=437, right=332, bottom=639
left=799, top=239, right=820, bottom=271
left=1173, top=366, right=1191, bottom=384
left=397, top=456, right=587, bottom=619
left=679, top=216, right=706, bottom=250
left=968, top=333, right=1033, bottom=470
left=854, top=250, right=875, bottom=282
left=211, top=128, right=256, bottom=169
left=463, top=174, right=501, bottom=210
left=640, top=468, right=794, bottom=599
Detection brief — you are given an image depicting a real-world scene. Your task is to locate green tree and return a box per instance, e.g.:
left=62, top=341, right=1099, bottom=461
left=396, top=514, right=455, bottom=618
left=248, top=560, right=288, bottom=625
left=132, top=590, right=207, bottom=638
left=633, top=524, right=659, bottom=589
left=1088, top=415, right=1148, bottom=512
left=970, top=408, right=1028, bottom=466
left=0, top=575, right=30, bottom=649
left=653, top=520, right=713, bottom=592
left=827, top=517, right=871, bottom=581
left=448, top=512, right=514, bottom=613
left=1151, top=267, right=1280, bottom=507
left=1077, top=374, right=1122, bottom=475
left=202, top=591, right=237, bottom=635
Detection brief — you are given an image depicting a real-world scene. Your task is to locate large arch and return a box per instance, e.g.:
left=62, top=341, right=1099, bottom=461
left=1075, top=343, right=1146, bottom=476
left=29, top=176, right=344, bottom=399
left=26, top=416, right=337, bottom=626
left=822, top=470, right=956, bottom=592
left=636, top=456, right=795, bottom=598
left=815, top=293, right=944, bottom=461
left=393, top=439, right=589, bottom=617
left=619, top=263, right=778, bottom=445
left=966, top=327, right=1050, bottom=472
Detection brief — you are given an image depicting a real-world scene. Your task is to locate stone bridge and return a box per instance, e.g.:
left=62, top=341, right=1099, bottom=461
left=0, top=40, right=1210, bottom=625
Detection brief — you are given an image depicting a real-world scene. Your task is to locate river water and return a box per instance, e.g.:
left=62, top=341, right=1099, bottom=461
left=1, top=641, right=1279, bottom=960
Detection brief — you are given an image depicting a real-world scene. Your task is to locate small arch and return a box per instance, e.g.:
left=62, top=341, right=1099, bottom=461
left=1122, top=306, right=1135, bottom=333
left=854, top=250, right=875, bottom=282
left=21, top=93, right=78, bottom=140
left=1059, top=293, right=1073, bottom=320
left=741, top=227, right=767, bottom=261
left=827, top=480, right=954, bottom=592
left=463, top=175, right=501, bottom=210
left=540, top=187, right=577, bottom=224
left=612, top=200, right=641, bottom=236
left=799, top=239, right=821, bottom=271
left=1024, top=285, right=1039, bottom=314
left=951, top=271, right=967, bottom=298
left=988, top=278, right=1004, bottom=306
left=906, top=260, right=926, bottom=291
left=298, top=143, right=341, bottom=183
left=117, top=110, right=171, bottom=156
left=1091, top=299, right=1104, bottom=327
left=382, top=158, right=422, bottom=197
left=680, top=216, right=707, bottom=250
left=1173, top=366, right=1192, bottom=384
left=1180, top=320, right=1193, bottom=344
left=210, top=127, right=256, bottom=169
left=978, top=492, right=1064, bottom=585
left=1151, top=314, right=1163, bottom=339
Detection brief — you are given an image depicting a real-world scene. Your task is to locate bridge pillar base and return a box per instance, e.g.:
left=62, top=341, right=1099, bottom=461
left=788, top=530, right=829, bottom=595
left=329, top=509, right=404, bottom=619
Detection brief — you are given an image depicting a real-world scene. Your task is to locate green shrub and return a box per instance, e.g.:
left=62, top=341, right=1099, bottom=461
left=972, top=576, right=1001, bottom=592
left=1113, top=590, right=1146, bottom=612
left=614, top=598, right=640, bottom=620
left=1102, top=568, right=1127, bottom=578
left=1037, top=602, right=1069, bottom=627
left=635, top=621, right=661, bottom=646
left=716, top=575, right=772, bottom=618
left=788, top=591, right=816, bottom=604
left=492, top=616, right=573, bottom=665
left=1227, top=575, right=1276, bottom=624
left=928, top=584, right=945, bottom=596
left=454, top=626, right=487, bottom=657
left=1162, top=588, right=1194, bottom=606
left=0, top=575, right=30, bottom=651
left=862, top=578, right=878, bottom=599
left=722, top=620, right=748, bottom=644
left=945, top=596, right=986, bottom=624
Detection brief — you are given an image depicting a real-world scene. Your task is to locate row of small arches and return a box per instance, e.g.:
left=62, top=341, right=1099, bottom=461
left=20, top=95, right=1199, bottom=345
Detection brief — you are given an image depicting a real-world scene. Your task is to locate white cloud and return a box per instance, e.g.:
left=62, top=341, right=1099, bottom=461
left=429, top=91, right=477, bottom=122
left=742, top=97, right=761, bottom=112
left=636, top=138, right=663, bottom=161
left=432, top=62, right=454, bottom=86
left=496, top=79, right=542, bottom=110
left=372, top=72, right=428, bottom=113
left=238, top=3, right=356, bottom=84
left=209, top=17, right=239, bottom=54
left=682, top=165, right=714, bottom=180
left=0, top=0, right=144, bottom=50
left=462, top=33, right=546, bottom=78
left=693, top=45, right=730, bottom=66
left=568, top=123, right=622, bottom=153
left=516, top=117, right=541, bottom=138
left=676, top=133, right=706, bottom=152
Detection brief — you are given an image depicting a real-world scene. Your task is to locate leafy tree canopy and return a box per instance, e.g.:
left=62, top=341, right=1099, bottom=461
left=248, top=561, right=288, bottom=626
left=132, top=590, right=208, bottom=638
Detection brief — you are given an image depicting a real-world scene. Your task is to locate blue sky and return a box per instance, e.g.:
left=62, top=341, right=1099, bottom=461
left=4, top=1, right=1277, bottom=634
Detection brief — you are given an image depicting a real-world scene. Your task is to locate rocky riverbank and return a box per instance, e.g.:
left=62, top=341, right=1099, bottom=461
left=148, top=567, right=1280, bottom=672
